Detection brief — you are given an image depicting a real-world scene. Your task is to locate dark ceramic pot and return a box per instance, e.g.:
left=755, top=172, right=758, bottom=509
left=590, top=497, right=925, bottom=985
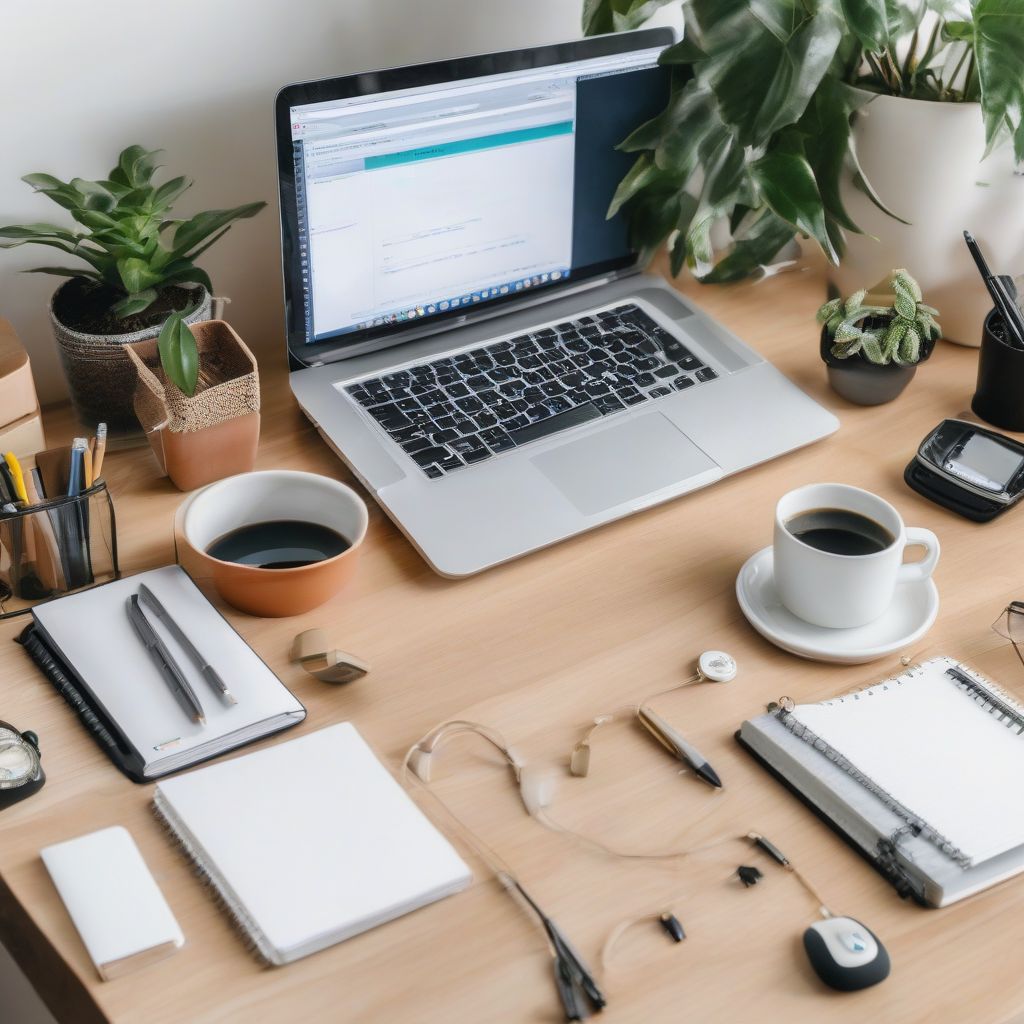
left=820, top=325, right=935, bottom=406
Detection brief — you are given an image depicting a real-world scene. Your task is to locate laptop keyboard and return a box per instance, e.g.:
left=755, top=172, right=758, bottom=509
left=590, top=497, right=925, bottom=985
left=344, top=303, right=719, bottom=478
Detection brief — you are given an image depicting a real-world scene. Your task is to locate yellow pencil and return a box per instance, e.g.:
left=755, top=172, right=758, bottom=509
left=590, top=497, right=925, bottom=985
left=3, top=451, right=28, bottom=503
left=83, top=446, right=94, bottom=488
left=92, top=422, right=107, bottom=482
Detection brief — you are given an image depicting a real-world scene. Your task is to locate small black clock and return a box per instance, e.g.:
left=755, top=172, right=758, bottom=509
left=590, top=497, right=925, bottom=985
left=0, top=721, right=45, bottom=810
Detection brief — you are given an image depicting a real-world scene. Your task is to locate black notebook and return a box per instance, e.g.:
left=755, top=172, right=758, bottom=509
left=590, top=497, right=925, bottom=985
left=17, top=565, right=305, bottom=782
left=738, top=657, right=1024, bottom=907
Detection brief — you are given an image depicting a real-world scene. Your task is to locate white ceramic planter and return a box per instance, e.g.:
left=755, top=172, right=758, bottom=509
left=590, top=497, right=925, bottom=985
left=833, top=93, right=1024, bottom=346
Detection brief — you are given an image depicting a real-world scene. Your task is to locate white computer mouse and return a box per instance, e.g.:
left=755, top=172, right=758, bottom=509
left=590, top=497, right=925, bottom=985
left=803, top=916, right=891, bottom=991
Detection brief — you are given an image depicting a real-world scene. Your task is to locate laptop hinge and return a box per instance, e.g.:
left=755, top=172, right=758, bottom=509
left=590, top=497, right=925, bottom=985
left=297, top=266, right=641, bottom=369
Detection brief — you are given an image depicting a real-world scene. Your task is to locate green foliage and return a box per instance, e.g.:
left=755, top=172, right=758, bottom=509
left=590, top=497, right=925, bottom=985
left=0, top=145, right=266, bottom=318
left=817, top=268, right=941, bottom=365
left=583, top=0, right=1024, bottom=280
left=157, top=311, right=200, bottom=397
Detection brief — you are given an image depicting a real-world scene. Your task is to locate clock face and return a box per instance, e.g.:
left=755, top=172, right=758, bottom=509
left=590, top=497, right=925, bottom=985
left=0, top=726, right=39, bottom=790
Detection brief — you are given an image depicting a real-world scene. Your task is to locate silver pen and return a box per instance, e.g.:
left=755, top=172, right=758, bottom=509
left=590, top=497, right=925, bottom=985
left=138, top=583, right=237, bottom=705
left=637, top=705, right=723, bottom=788
left=127, top=595, right=207, bottom=726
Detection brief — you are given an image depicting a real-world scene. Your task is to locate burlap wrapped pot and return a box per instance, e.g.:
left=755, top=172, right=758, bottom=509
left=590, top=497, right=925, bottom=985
left=49, top=282, right=212, bottom=436
left=125, top=319, right=260, bottom=492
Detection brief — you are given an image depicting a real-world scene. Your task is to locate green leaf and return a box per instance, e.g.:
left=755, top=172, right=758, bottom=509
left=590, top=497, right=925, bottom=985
left=116, top=146, right=162, bottom=188
left=171, top=202, right=266, bottom=257
left=942, top=20, right=974, bottom=42
left=608, top=155, right=662, bottom=218
left=0, top=223, right=78, bottom=240
left=974, top=0, right=1024, bottom=162
left=840, top=0, right=889, bottom=51
left=698, top=1, right=843, bottom=148
left=152, top=175, right=192, bottom=210
left=111, top=289, right=158, bottom=318
left=23, top=266, right=101, bottom=281
left=751, top=148, right=839, bottom=263
left=161, top=265, right=214, bottom=295
left=652, top=82, right=718, bottom=177
left=702, top=208, right=796, bottom=282
left=157, top=312, right=200, bottom=397
left=21, top=173, right=66, bottom=191
left=581, top=0, right=673, bottom=34
left=659, top=37, right=709, bottom=64
left=117, top=256, right=163, bottom=294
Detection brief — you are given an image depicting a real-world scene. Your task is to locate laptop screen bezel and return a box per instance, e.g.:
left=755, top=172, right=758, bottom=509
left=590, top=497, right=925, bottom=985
left=275, top=28, right=674, bottom=368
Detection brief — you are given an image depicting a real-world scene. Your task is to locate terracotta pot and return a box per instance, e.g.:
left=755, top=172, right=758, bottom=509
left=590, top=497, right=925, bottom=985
left=174, top=471, right=369, bottom=617
left=126, top=320, right=260, bottom=491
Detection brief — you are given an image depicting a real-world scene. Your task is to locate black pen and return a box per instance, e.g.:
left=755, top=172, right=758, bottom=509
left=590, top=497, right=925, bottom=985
left=138, top=583, right=237, bottom=705
left=126, top=595, right=207, bottom=725
left=963, top=230, right=1024, bottom=349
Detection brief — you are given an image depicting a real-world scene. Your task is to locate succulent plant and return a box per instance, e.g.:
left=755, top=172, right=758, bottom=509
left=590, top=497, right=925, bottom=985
left=0, top=145, right=265, bottom=318
left=817, top=269, right=941, bottom=366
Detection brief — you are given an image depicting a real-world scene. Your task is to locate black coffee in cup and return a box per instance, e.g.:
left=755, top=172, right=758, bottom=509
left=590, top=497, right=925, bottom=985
left=785, top=508, right=894, bottom=557
left=207, top=520, right=351, bottom=569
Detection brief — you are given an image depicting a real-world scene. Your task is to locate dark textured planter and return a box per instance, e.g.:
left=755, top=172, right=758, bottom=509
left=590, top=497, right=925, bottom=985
left=820, top=326, right=933, bottom=406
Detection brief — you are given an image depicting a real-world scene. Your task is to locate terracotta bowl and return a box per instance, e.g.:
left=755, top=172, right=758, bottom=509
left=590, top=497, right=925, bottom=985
left=174, top=470, right=368, bottom=617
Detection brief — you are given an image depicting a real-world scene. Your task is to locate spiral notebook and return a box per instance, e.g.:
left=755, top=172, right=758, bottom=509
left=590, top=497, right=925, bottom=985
left=154, top=723, right=472, bottom=965
left=738, top=657, right=1024, bottom=907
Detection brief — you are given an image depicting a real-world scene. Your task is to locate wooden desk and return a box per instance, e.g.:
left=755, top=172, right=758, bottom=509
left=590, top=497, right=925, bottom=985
left=2, top=259, right=1022, bottom=1024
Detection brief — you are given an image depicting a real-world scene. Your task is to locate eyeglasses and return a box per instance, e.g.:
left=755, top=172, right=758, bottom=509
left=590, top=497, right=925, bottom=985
left=992, top=601, right=1024, bottom=670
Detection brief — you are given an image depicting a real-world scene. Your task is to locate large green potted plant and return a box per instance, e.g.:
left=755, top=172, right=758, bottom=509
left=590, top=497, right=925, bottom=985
left=583, top=0, right=1024, bottom=342
left=0, top=145, right=264, bottom=437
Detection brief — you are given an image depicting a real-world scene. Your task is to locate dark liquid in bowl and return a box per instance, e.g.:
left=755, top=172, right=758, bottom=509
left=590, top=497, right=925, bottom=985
left=786, top=508, right=894, bottom=556
left=207, top=520, right=350, bottom=569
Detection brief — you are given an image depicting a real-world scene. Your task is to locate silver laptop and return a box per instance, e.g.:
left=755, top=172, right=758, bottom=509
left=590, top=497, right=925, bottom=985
left=276, top=29, right=838, bottom=577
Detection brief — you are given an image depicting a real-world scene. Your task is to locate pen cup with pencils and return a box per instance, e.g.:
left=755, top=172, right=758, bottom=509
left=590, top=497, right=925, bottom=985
left=0, top=478, right=119, bottom=619
left=973, top=299, right=1024, bottom=432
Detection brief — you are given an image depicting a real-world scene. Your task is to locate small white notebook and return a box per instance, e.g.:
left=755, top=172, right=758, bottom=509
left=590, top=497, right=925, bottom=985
left=31, top=565, right=306, bottom=778
left=41, top=826, right=183, bottom=981
left=153, top=723, right=472, bottom=965
left=740, top=657, right=1024, bottom=906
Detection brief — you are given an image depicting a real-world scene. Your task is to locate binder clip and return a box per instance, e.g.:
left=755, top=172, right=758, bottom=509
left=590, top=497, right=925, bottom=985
left=290, top=629, right=369, bottom=685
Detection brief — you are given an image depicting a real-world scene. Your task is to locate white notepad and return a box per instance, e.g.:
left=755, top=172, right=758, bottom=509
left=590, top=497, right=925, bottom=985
left=42, top=826, right=183, bottom=981
left=31, top=565, right=306, bottom=778
left=739, top=657, right=1024, bottom=906
left=153, top=723, right=472, bottom=965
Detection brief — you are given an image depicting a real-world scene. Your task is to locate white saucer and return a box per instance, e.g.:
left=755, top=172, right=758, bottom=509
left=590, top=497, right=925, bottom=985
left=735, top=546, right=939, bottom=665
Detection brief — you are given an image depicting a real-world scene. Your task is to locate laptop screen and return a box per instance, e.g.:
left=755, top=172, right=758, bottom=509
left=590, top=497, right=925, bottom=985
left=277, top=32, right=672, bottom=358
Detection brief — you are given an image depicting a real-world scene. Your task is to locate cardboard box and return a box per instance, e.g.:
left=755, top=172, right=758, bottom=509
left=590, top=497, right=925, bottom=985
left=0, top=406, right=45, bottom=457
left=0, top=317, right=40, bottom=428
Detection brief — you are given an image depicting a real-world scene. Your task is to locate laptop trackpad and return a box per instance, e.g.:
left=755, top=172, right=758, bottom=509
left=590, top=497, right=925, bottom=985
left=531, top=413, right=719, bottom=516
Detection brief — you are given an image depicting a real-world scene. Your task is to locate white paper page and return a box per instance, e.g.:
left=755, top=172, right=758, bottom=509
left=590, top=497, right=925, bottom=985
left=155, top=723, right=471, bottom=957
left=793, top=658, right=1024, bottom=864
left=33, top=566, right=303, bottom=761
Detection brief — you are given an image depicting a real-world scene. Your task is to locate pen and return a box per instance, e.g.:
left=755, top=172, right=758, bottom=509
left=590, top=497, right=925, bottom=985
left=67, top=438, right=88, bottom=497
left=636, top=704, right=723, bottom=788
left=138, top=583, right=237, bottom=705
left=126, top=595, right=207, bottom=726
left=3, top=452, right=28, bottom=503
left=963, top=231, right=1024, bottom=349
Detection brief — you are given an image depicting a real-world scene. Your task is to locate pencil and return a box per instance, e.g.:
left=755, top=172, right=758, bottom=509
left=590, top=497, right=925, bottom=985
left=83, top=446, right=94, bottom=488
left=92, top=423, right=107, bottom=481
left=3, top=451, right=29, bottom=503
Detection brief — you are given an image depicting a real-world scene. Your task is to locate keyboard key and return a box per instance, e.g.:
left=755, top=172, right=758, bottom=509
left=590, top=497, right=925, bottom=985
left=423, top=465, right=444, bottom=479
left=507, top=403, right=602, bottom=446
left=536, top=328, right=556, bottom=339
left=438, top=454, right=464, bottom=472
left=621, top=387, right=646, bottom=405
left=695, top=366, right=719, bottom=382
left=654, top=365, right=678, bottom=379
left=449, top=437, right=481, bottom=455
left=475, top=411, right=498, bottom=429
left=401, top=436, right=431, bottom=454
left=584, top=380, right=611, bottom=397
left=673, top=375, right=695, bottom=390
left=635, top=372, right=656, bottom=387
left=446, top=382, right=470, bottom=398
left=593, top=394, right=625, bottom=415
left=411, top=446, right=451, bottom=467
left=494, top=351, right=516, bottom=366
left=456, top=397, right=483, bottom=415
left=504, top=414, right=530, bottom=432
left=545, top=396, right=575, bottom=415
left=369, top=405, right=411, bottom=431
left=542, top=381, right=566, bottom=398
left=435, top=415, right=458, bottom=431
left=383, top=371, right=411, bottom=388
left=635, top=357, right=660, bottom=371
left=466, top=375, right=491, bottom=391
left=650, top=386, right=671, bottom=398
left=481, top=428, right=515, bottom=452
left=462, top=446, right=491, bottom=464
left=431, top=428, right=459, bottom=444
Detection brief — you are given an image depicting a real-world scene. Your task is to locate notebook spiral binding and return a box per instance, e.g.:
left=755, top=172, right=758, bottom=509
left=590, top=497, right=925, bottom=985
left=772, top=657, right=1024, bottom=871
left=151, top=795, right=274, bottom=967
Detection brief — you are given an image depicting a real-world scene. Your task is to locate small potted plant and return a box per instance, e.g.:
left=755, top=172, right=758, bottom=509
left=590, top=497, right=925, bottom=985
left=0, top=145, right=264, bottom=437
left=125, top=311, right=260, bottom=491
left=816, top=269, right=941, bottom=406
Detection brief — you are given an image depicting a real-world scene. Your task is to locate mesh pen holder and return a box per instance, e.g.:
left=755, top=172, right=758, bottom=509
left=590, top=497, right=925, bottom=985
left=0, top=481, right=119, bottom=619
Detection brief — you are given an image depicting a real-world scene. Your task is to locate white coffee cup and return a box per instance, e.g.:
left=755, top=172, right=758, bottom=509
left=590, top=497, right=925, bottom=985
left=773, top=483, right=940, bottom=629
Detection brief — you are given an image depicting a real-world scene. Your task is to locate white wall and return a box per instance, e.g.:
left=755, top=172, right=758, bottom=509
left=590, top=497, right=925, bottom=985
left=0, top=0, right=586, bottom=404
